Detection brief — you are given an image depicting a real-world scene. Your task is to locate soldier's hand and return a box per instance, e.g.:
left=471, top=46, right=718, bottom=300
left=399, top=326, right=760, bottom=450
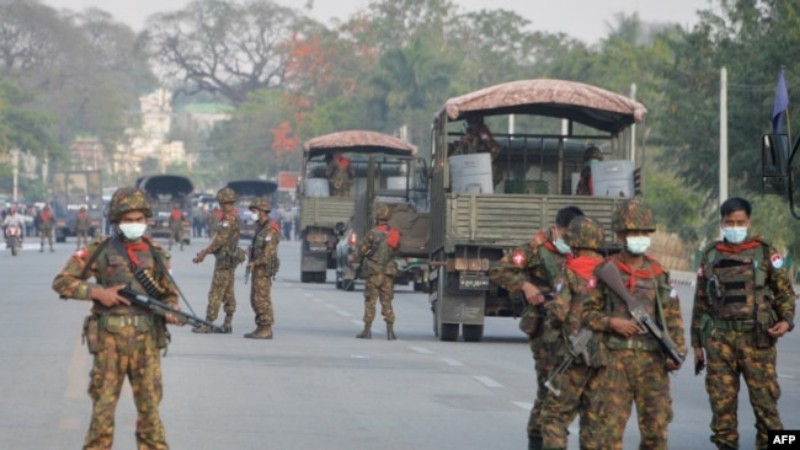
left=666, top=358, right=681, bottom=372
left=90, top=284, right=130, bottom=308
left=693, top=346, right=705, bottom=375
left=165, top=309, right=182, bottom=326
left=193, top=251, right=206, bottom=264
left=521, top=282, right=544, bottom=305
left=608, top=317, right=640, bottom=338
left=768, top=320, right=790, bottom=339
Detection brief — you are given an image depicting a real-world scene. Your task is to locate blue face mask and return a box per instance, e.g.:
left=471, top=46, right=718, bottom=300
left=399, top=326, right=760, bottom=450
left=588, top=158, right=600, bottom=167
left=625, top=236, right=651, bottom=255
left=722, top=227, right=748, bottom=244
left=553, top=239, right=572, bottom=255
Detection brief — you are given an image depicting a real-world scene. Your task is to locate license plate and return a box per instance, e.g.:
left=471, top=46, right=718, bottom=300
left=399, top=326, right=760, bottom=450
left=459, top=272, right=489, bottom=290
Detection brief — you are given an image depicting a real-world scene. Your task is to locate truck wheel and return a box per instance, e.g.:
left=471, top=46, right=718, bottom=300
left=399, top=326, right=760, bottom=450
left=462, top=324, right=484, bottom=342
left=314, top=271, right=327, bottom=283
left=413, top=281, right=428, bottom=293
left=301, top=271, right=313, bottom=283
left=344, top=279, right=355, bottom=291
left=433, top=299, right=459, bottom=341
left=335, top=271, right=342, bottom=289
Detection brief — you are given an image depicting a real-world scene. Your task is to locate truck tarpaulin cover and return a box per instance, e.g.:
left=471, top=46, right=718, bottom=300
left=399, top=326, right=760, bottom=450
left=138, top=175, right=194, bottom=196
left=303, top=130, right=416, bottom=158
left=225, top=180, right=279, bottom=197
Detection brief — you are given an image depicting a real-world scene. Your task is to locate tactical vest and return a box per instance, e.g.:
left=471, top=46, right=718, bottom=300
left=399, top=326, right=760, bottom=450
left=605, top=268, right=668, bottom=353
left=88, top=239, right=162, bottom=316
left=363, top=227, right=397, bottom=277
left=703, top=244, right=768, bottom=320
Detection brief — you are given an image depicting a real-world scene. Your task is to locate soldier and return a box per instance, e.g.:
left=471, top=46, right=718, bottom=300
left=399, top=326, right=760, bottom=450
left=192, top=188, right=243, bottom=334
left=453, top=116, right=503, bottom=185
left=575, top=145, right=604, bottom=196
left=355, top=204, right=401, bottom=340
left=167, top=203, right=184, bottom=251
left=583, top=196, right=686, bottom=450
left=75, top=206, right=90, bottom=249
left=692, top=197, right=795, bottom=450
left=52, top=187, right=180, bottom=450
left=488, top=206, right=583, bottom=450
left=325, top=150, right=354, bottom=197
left=540, top=216, right=608, bottom=450
left=244, top=197, right=281, bottom=339
left=38, top=204, right=55, bottom=252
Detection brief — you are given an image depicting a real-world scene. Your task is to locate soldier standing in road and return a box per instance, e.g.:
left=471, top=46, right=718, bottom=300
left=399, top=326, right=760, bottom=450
left=75, top=206, right=90, bottom=249
left=488, top=206, right=583, bottom=450
left=355, top=204, right=401, bottom=340
left=39, top=204, right=55, bottom=252
left=692, top=197, right=795, bottom=450
left=244, top=197, right=281, bottom=339
left=575, top=146, right=604, bottom=196
left=583, top=197, right=686, bottom=450
left=167, top=203, right=184, bottom=251
left=540, top=216, right=608, bottom=450
left=326, top=150, right=354, bottom=197
left=192, top=188, right=242, bottom=334
left=52, top=187, right=180, bottom=450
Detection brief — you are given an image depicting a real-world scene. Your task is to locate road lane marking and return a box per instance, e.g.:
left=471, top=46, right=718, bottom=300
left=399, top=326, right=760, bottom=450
left=335, top=310, right=352, bottom=317
left=65, top=338, right=88, bottom=400
left=352, top=320, right=363, bottom=326
left=303, top=292, right=314, bottom=298
left=512, top=401, right=532, bottom=410
left=778, top=373, right=795, bottom=379
left=441, top=358, right=464, bottom=367
left=473, top=376, right=503, bottom=388
left=58, top=417, right=81, bottom=430
left=410, top=346, right=434, bottom=354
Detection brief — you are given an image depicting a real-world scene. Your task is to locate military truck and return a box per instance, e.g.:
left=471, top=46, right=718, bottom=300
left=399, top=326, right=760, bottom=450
left=224, top=179, right=279, bottom=239
left=136, top=175, right=194, bottom=244
left=428, top=79, right=647, bottom=341
left=299, top=130, right=417, bottom=283
left=334, top=155, right=430, bottom=291
left=52, top=170, right=104, bottom=242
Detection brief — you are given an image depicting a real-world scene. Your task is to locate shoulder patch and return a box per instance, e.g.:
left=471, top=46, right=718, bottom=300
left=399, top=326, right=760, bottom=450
left=587, top=277, right=597, bottom=289
left=221, top=220, right=230, bottom=228
left=771, top=252, right=784, bottom=269
left=72, top=248, right=89, bottom=261
left=511, top=249, right=526, bottom=267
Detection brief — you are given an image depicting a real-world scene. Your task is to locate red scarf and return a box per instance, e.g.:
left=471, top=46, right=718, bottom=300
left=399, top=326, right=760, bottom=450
left=715, top=240, right=760, bottom=254
left=170, top=209, right=182, bottom=220
left=614, top=256, right=664, bottom=291
left=567, top=255, right=603, bottom=281
left=336, top=156, right=351, bottom=170
left=269, top=220, right=281, bottom=233
left=41, top=210, right=53, bottom=221
left=543, top=240, right=558, bottom=254
left=123, top=241, right=150, bottom=268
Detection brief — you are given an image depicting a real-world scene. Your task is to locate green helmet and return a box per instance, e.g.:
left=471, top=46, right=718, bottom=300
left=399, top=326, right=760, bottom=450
left=374, top=204, right=392, bottom=221
left=565, top=216, right=605, bottom=250
left=216, top=187, right=237, bottom=204
left=109, top=187, right=152, bottom=222
left=249, top=197, right=271, bottom=213
left=612, top=196, right=656, bottom=232
left=584, top=145, right=604, bottom=161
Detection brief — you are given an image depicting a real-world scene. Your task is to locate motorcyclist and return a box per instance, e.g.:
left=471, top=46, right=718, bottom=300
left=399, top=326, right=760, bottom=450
left=2, top=206, right=26, bottom=234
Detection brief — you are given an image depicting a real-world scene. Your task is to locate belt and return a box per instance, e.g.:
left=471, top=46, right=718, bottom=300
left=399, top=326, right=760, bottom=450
left=713, top=319, right=755, bottom=331
left=105, top=315, right=152, bottom=328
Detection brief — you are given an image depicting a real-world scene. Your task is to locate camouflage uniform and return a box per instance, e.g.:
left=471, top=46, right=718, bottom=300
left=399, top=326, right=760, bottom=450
left=244, top=197, right=280, bottom=339
left=167, top=208, right=184, bottom=251
left=489, top=229, right=567, bottom=447
left=326, top=152, right=353, bottom=197
left=454, top=117, right=503, bottom=185
left=540, top=217, right=608, bottom=450
left=356, top=204, right=401, bottom=340
left=692, top=236, right=795, bottom=450
left=583, top=198, right=686, bottom=450
left=52, top=187, right=176, bottom=450
left=75, top=208, right=91, bottom=248
left=575, top=146, right=603, bottom=196
left=39, top=206, right=55, bottom=252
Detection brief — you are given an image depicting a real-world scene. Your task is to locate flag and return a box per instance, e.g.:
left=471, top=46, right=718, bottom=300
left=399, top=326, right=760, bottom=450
left=773, top=69, right=789, bottom=134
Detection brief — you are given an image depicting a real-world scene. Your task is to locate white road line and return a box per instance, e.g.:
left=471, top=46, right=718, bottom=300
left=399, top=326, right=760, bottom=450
left=778, top=373, right=795, bottom=379
left=324, top=304, right=336, bottom=309
left=512, top=401, right=532, bottom=411
left=441, top=358, right=464, bottom=367
left=473, top=375, right=504, bottom=388
left=410, top=346, right=434, bottom=355
left=303, top=292, right=314, bottom=298
left=58, top=417, right=81, bottom=430
left=335, top=310, right=352, bottom=317
left=352, top=320, right=363, bottom=326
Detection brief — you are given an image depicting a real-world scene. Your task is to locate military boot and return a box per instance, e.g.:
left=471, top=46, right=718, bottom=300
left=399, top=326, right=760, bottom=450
left=218, top=316, right=233, bottom=334
left=244, top=326, right=273, bottom=339
left=192, top=324, right=213, bottom=334
left=528, top=436, right=543, bottom=450
left=386, top=323, right=397, bottom=340
left=356, top=322, right=372, bottom=339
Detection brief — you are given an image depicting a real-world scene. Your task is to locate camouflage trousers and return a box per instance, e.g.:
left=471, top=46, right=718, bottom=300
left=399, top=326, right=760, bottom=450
left=527, top=338, right=555, bottom=439
left=76, top=230, right=89, bottom=248
left=705, top=330, right=782, bottom=450
left=541, top=364, right=607, bottom=449
left=250, top=265, right=274, bottom=326
left=168, top=227, right=183, bottom=250
left=85, top=317, right=168, bottom=450
left=40, top=227, right=53, bottom=248
left=205, top=268, right=236, bottom=322
left=362, top=273, right=394, bottom=324
left=603, top=349, right=672, bottom=450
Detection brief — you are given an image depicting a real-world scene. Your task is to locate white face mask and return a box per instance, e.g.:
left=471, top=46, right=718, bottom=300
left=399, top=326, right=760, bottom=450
left=625, top=236, right=651, bottom=255
left=553, top=239, right=572, bottom=255
left=722, top=227, right=748, bottom=244
left=118, top=223, right=147, bottom=241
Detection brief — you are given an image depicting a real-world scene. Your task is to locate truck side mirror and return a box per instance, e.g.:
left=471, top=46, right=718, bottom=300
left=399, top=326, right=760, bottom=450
left=761, top=133, right=789, bottom=195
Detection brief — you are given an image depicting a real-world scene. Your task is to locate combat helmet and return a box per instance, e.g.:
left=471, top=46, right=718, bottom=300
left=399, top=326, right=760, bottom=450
left=374, top=204, right=392, bottom=221
left=249, top=197, right=272, bottom=213
left=583, top=145, right=604, bottom=162
left=612, top=196, right=656, bottom=232
left=216, top=187, right=237, bottom=204
left=109, top=187, right=152, bottom=222
left=565, top=216, right=605, bottom=250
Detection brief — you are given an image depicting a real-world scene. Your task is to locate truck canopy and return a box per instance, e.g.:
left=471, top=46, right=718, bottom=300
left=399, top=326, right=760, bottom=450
left=439, top=79, right=647, bottom=135
left=303, top=130, right=416, bottom=159
left=137, top=175, right=194, bottom=199
left=225, top=180, right=279, bottom=197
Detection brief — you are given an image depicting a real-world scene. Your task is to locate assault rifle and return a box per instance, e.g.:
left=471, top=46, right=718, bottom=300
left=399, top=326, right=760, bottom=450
left=544, top=328, right=593, bottom=397
left=120, top=288, right=224, bottom=333
left=596, top=263, right=685, bottom=366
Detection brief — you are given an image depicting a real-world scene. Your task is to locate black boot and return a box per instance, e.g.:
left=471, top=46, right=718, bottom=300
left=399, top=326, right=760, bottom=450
left=386, top=323, right=397, bottom=340
left=218, top=315, right=233, bottom=334
left=356, top=321, right=372, bottom=339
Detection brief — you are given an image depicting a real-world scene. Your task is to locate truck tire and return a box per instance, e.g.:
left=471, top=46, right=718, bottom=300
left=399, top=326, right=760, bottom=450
left=462, top=324, right=484, bottom=342
left=314, top=271, right=326, bottom=283
left=432, top=298, right=459, bottom=341
left=301, top=271, right=313, bottom=283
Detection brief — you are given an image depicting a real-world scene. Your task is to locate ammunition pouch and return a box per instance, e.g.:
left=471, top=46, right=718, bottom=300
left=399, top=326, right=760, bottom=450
left=153, top=315, right=170, bottom=350
left=755, top=308, right=778, bottom=349
left=606, top=334, right=661, bottom=353
left=104, top=314, right=153, bottom=333
left=82, top=315, right=101, bottom=355
left=518, top=304, right=544, bottom=338
left=699, top=313, right=714, bottom=349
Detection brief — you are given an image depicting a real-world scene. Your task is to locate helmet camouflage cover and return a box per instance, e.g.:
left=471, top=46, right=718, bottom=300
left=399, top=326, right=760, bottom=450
left=249, top=197, right=271, bottom=212
left=612, top=196, right=656, bottom=232
left=109, top=187, right=152, bottom=222
left=565, top=216, right=605, bottom=250
left=583, top=145, right=604, bottom=161
left=216, top=187, right=237, bottom=203
left=374, top=203, right=392, bottom=221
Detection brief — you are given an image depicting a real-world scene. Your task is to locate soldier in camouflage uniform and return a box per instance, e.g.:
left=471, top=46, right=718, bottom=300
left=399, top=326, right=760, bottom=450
left=52, top=187, right=180, bottom=450
left=575, top=146, right=604, bottom=196
left=356, top=204, right=401, bottom=340
left=75, top=206, right=91, bottom=249
left=692, top=197, right=795, bottom=450
left=326, top=150, right=354, bottom=197
left=244, top=197, right=280, bottom=339
left=488, top=206, right=583, bottom=450
left=453, top=116, right=503, bottom=186
left=39, top=204, right=55, bottom=252
left=583, top=196, right=686, bottom=450
left=192, top=187, right=242, bottom=334
left=167, top=204, right=184, bottom=251
left=540, top=216, right=608, bottom=450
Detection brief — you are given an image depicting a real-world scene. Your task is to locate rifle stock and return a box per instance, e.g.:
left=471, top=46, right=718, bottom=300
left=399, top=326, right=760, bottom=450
left=120, top=288, right=224, bottom=333
left=597, top=263, right=684, bottom=366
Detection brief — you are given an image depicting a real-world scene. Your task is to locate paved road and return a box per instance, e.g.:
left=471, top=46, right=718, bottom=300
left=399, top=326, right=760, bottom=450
left=0, top=238, right=797, bottom=449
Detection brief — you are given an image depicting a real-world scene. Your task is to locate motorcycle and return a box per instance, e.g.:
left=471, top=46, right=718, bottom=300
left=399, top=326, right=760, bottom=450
left=4, top=224, right=22, bottom=256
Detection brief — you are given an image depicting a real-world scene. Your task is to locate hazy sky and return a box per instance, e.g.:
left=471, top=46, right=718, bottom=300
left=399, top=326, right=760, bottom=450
left=44, top=0, right=714, bottom=44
